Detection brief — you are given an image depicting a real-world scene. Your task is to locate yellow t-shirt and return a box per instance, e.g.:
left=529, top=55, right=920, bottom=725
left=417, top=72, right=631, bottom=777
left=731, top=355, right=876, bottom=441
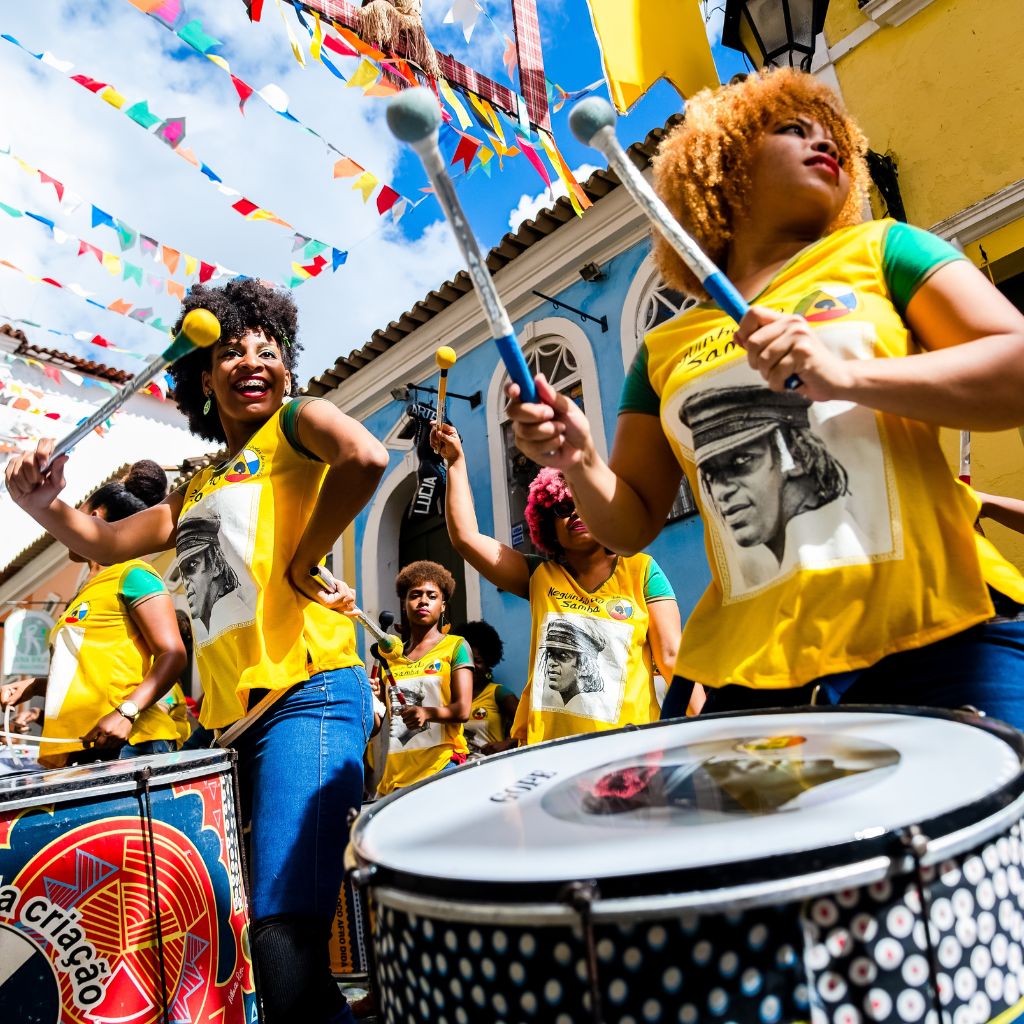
left=178, top=403, right=360, bottom=729
left=376, top=632, right=471, bottom=796
left=465, top=681, right=516, bottom=752
left=512, top=554, right=673, bottom=746
left=625, top=219, right=1024, bottom=690
left=44, top=560, right=189, bottom=757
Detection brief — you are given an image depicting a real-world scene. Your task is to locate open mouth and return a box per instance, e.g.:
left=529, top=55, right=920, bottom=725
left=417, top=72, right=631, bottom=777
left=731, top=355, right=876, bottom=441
left=233, top=377, right=270, bottom=399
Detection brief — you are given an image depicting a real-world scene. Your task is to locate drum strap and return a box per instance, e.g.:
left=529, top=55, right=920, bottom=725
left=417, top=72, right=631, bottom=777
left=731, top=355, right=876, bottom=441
left=137, top=766, right=171, bottom=1023
left=561, top=881, right=603, bottom=1024
left=900, top=826, right=943, bottom=1021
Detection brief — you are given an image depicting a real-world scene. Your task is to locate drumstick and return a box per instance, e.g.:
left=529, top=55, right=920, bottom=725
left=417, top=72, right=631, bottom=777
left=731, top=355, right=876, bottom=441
left=565, top=99, right=787, bottom=386
left=959, top=430, right=971, bottom=484
left=42, top=309, right=221, bottom=472
left=308, top=566, right=405, bottom=659
left=386, top=89, right=538, bottom=404
left=435, top=346, right=456, bottom=427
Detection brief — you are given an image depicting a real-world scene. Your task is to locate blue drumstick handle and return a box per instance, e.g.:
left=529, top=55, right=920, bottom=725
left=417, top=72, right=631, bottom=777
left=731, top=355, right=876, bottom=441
left=704, top=271, right=749, bottom=325
left=496, top=333, right=538, bottom=404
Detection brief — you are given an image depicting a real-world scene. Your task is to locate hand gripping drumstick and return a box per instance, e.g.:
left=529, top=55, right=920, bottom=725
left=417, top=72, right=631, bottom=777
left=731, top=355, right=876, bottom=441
left=308, top=565, right=405, bottom=660
left=435, top=346, right=456, bottom=426
left=42, top=309, right=221, bottom=472
left=386, top=89, right=538, bottom=404
left=566, top=99, right=808, bottom=391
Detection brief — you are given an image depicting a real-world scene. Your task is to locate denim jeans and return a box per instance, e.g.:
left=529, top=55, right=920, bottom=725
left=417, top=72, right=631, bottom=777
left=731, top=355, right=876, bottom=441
left=233, top=666, right=375, bottom=920
left=118, top=739, right=175, bottom=759
left=700, top=617, right=1024, bottom=732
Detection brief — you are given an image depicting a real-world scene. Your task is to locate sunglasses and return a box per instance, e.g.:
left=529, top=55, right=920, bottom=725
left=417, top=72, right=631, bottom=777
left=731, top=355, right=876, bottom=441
left=551, top=498, right=576, bottom=519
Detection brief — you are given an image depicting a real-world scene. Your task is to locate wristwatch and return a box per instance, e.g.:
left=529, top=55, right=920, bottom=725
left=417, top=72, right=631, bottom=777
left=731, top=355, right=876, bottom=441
left=116, top=700, right=140, bottom=723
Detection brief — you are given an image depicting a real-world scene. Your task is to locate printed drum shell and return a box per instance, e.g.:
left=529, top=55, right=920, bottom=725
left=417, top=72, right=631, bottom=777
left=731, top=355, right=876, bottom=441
left=0, top=749, right=257, bottom=1024
left=350, top=708, right=1024, bottom=1024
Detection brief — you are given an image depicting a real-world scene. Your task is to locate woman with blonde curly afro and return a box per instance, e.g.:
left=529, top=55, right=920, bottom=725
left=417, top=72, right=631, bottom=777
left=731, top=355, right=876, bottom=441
left=508, top=68, right=1024, bottom=724
left=432, top=423, right=682, bottom=748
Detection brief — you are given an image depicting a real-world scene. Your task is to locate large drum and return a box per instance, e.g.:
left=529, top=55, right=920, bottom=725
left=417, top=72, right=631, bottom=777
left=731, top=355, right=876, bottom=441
left=0, top=749, right=257, bottom=1024
left=350, top=708, right=1024, bottom=1024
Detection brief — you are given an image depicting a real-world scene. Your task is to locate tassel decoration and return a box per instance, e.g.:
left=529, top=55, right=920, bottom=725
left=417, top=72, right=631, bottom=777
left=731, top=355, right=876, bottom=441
left=358, top=0, right=441, bottom=80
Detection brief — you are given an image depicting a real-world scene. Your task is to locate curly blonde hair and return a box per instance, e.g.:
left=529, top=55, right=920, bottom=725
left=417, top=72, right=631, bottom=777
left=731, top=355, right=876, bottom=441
left=652, top=68, right=869, bottom=299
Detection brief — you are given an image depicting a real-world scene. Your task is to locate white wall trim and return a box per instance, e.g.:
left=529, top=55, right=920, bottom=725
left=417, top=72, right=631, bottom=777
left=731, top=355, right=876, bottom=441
left=0, top=543, right=68, bottom=609
left=487, top=317, right=608, bottom=549
left=929, top=179, right=1024, bottom=247
left=859, top=0, right=939, bottom=28
left=620, top=251, right=657, bottom=370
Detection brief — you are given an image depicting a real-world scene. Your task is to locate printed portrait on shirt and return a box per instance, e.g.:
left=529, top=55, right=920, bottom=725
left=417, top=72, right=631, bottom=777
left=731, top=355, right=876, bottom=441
left=175, top=485, right=259, bottom=647
left=389, top=678, right=442, bottom=750
left=662, top=324, right=899, bottom=601
left=532, top=613, right=633, bottom=723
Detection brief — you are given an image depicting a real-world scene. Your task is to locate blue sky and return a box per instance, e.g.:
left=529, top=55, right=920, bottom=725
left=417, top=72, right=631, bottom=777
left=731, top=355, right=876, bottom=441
left=0, top=1, right=747, bottom=383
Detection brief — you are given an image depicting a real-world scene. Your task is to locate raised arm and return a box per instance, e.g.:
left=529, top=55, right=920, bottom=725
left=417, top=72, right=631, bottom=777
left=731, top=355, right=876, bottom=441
left=432, top=423, right=531, bottom=599
left=975, top=491, right=1024, bottom=535
left=288, top=399, right=388, bottom=595
left=5, top=438, right=181, bottom=562
left=506, top=375, right=684, bottom=556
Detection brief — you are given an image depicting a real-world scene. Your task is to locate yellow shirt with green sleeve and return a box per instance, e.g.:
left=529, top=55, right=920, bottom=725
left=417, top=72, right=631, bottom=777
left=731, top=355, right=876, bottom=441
left=377, top=633, right=471, bottom=795
left=511, top=553, right=675, bottom=746
left=44, top=561, right=189, bottom=757
left=465, top=680, right=517, bottom=751
left=177, top=400, right=360, bottom=730
left=621, top=219, right=1024, bottom=691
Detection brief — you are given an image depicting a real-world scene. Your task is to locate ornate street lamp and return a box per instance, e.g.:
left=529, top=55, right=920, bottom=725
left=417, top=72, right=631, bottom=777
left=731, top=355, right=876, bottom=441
left=722, top=0, right=832, bottom=71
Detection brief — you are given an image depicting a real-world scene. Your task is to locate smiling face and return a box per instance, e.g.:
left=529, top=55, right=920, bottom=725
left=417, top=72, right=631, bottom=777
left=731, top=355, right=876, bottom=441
left=404, top=580, right=445, bottom=631
left=201, top=329, right=290, bottom=443
left=746, top=114, right=851, bottom=238
left=551, top=499, right=601, bottom=555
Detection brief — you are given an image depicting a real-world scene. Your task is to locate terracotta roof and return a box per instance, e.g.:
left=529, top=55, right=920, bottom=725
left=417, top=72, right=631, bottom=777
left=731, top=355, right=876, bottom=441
left=303, top=115, right=683, bottom=397
left=7, top=336, right=135, bottom=384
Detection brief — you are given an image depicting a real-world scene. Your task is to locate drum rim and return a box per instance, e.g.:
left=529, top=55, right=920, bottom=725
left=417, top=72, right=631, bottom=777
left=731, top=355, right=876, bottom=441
left=350, top=705, right=1024, bottom=903
left=0, top=748, right=234, bottom=810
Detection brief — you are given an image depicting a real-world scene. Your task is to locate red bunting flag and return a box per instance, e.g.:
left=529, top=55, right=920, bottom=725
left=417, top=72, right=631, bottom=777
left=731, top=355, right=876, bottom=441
left=70, top=74, right=107, bottom=93
left=41, top=278, right=62, bottom=288
left=300, top=254, right=328, bottom=277
left=38, top=171, right=64, bottom=201
left=91, top=335, right=112, bottom=348
left=452, top=135, right=482, bottom=173
left=376, top=185, right=400, bottom=216
left=232, top=198, right=259, bottom=216
left=78, top=240, right=103, bottom=263
left=231, top=75, right=254, bottom=111
left=323, top=33, right=358, bottom=58
left=199, top=261, right=215, bottom=283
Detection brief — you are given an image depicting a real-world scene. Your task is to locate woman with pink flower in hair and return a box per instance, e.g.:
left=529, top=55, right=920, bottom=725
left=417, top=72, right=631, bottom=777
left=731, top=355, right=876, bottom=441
left=432, top=423, right=683, bottom=748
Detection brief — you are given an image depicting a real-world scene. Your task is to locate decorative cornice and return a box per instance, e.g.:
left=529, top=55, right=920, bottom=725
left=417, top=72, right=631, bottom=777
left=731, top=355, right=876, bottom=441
left=928, top=179, right=1024, bottom=245
left=858, top=0, right=939, bottom=28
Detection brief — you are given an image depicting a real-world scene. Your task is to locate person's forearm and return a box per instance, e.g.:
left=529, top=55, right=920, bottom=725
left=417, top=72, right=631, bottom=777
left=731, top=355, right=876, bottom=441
left=427, top=703, right=470, bottom=724
left=124, top=650, right=186, bottom=712
left=26, top=499, right=127, bottom=563
left=444, top=456, right=483, bottom=550
left=294, top=457, right=386, bottom=567
left=838, top=335, right=1024, bottom=431
left=978, top=493, right=1024, bottom=533
left=563, top=442, right=666, bottom=555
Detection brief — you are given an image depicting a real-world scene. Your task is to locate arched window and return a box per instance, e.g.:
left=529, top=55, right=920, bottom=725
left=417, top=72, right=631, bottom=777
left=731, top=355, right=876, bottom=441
left=487, top=318, right=607, bottom=554
left=621, top=252, right=699, bottom=521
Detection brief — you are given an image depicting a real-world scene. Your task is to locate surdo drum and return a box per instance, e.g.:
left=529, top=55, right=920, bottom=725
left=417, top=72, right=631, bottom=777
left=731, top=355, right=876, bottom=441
left=349, top=708, right=1024, bottom=1024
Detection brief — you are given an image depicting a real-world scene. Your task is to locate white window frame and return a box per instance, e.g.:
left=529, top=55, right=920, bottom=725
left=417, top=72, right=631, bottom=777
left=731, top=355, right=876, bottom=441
left=619, top=251, right=698, bottom=370
left=487, top=317, right=607, bottom=548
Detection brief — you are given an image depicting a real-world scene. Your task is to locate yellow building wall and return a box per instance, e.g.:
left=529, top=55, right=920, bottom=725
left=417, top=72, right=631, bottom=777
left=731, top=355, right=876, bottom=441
left=825, top=0, right=1024, bottom=229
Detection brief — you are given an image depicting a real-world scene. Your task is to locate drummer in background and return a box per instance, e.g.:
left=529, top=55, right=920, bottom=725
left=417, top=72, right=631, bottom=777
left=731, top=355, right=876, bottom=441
left=432, top=424, right=682, bottom=746
left=507, top=68, right=1024, bottom=725
left=5, top=279, right=388, bottom=1024
left=0, top=461, right=189, bottom=766
left=455, top=620, right=518, bottom=756
left=376, top=560, right=473, bottom=795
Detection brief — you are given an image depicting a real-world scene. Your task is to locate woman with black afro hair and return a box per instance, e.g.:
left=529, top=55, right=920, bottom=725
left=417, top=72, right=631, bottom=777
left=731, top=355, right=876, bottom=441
left=6, top=278, right=389, bottom=1024
left=508, top=68, right=1024, bottom=725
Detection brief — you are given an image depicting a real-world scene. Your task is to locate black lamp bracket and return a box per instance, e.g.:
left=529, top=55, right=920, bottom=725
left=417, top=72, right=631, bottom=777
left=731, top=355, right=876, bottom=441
left=531, top=290, right=608, bottom=333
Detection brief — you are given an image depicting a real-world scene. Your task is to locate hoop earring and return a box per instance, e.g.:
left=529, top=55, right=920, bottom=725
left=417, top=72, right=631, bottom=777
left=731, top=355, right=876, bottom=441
left=203, top=392, right=214, bottom=416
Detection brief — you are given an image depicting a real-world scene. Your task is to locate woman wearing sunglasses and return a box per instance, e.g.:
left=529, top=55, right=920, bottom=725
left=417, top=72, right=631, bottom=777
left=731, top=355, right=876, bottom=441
left=432, top=423, right=682, bottom=747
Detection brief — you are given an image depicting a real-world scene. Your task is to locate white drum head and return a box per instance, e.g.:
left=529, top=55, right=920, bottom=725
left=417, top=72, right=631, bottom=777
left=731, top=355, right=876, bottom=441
left=351, top=709, right=1023, bottom=897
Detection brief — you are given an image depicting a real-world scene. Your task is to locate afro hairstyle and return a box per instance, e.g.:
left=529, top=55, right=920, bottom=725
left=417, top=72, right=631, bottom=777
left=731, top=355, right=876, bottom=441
left=524, top=467, right=572, bottom=558
left=88, top=459, right=168, bottom=523
left=455, top=620, right=504, bottom=670
left=395, top=560, right=457, bottom=603
left=168, top=278, right=303, bottom=444
left=651, top=67, right=869, bottom=299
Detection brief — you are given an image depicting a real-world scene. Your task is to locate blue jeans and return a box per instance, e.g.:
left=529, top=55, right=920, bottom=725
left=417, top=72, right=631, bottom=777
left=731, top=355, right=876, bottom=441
left=118, top=739, right=175, bottom=759
left=233, top=666, right=374, bottom=920
left=700, top=618, right=1024, bottom=731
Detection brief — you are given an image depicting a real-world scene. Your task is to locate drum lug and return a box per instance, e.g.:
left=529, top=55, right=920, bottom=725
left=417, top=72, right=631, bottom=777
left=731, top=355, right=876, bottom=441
left=560, top=881, right=603, bottom=1024
left=349, top=865, right=377, bottom=889
left=899, top=824, right=929, bottom=859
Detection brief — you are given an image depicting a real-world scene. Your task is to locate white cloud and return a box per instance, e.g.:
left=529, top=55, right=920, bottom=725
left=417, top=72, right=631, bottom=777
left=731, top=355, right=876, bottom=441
left=507, top=164, right=599, bottom=232
left=702, top=1, right=726, bottom=45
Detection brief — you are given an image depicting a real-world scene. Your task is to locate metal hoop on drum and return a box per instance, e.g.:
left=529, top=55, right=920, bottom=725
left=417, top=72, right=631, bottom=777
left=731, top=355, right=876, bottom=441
left=348, top=706, right=1024, bottom=1024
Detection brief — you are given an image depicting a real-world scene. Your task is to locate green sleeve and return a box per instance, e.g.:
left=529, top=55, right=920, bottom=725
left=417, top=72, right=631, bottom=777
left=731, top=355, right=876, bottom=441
left=524, top=553, right=546, bottom=578
left=882, top=222, right=967, bottom=317
left=280, top=397, right=324, bottom=461
left=495, top=684, right=517, bottom=704
left=120, top=566, right=167, bottom=607
left=643, top=557, right=675, bottom=602
left=450, top=638, right=473, bottom=670
left=618, top=343, right=661, bottom=416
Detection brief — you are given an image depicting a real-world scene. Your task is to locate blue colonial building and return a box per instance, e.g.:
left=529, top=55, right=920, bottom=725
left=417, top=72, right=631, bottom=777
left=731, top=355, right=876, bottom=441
left=305, top=117, right=711, bottom=690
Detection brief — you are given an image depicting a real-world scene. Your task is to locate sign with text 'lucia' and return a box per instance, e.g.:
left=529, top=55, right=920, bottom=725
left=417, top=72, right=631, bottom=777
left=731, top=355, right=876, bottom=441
left=2, top=609, right=53, bottom=678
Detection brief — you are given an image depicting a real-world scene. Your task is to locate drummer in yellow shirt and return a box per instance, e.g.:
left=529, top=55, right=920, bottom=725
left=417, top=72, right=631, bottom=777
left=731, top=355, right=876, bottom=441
left=0, top=462, right=188, bottom=765
left=433, top=424, right=681, bottom=747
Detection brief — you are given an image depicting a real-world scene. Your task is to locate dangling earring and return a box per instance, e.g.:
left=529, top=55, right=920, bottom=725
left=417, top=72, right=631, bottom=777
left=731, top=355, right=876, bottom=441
left=440, top=607, right=451, bottom=635
left=203, top=392, right=214, bottom=416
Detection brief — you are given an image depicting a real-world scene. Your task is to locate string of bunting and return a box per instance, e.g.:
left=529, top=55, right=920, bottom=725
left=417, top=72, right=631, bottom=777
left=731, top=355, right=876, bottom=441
left=122, top=0, right=418, bottom=221
left=2, top=314, right=150, bottom=362
left=0, top=31, right=348, bottom=256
